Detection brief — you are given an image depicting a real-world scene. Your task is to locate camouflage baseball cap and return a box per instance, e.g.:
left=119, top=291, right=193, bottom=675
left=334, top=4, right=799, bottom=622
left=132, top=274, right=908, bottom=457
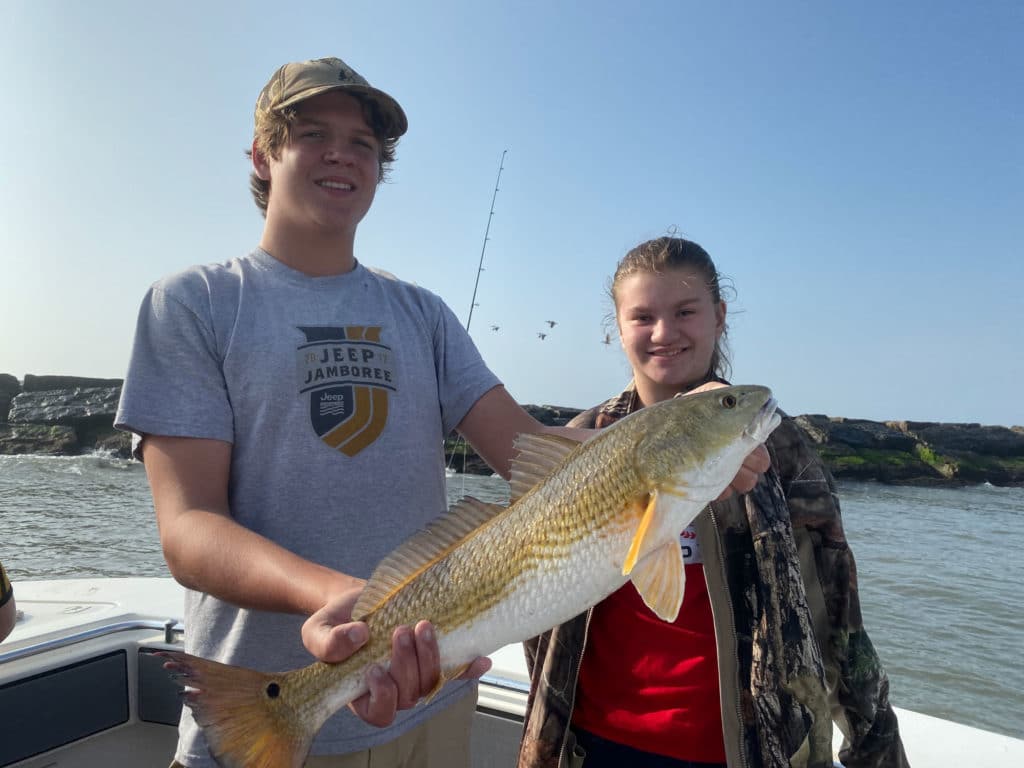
left=255, top=57, right=408, bottom=139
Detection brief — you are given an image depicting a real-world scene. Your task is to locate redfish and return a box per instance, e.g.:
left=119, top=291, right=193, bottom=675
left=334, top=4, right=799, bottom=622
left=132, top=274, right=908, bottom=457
left=162, top=385, right=781, bottom=768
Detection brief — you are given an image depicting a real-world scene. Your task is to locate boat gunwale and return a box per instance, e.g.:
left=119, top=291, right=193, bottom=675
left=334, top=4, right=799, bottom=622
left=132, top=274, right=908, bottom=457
left=0, top=619, right=184, bottom=665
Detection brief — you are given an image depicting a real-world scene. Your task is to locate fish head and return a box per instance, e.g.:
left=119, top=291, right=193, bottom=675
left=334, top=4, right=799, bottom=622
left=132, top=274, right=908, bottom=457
left=632, top=385, right=780, bottom=491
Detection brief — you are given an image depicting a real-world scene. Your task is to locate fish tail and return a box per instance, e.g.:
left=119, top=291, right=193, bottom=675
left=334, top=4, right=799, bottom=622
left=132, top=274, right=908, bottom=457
left=159, top=651, right=317, bottom=768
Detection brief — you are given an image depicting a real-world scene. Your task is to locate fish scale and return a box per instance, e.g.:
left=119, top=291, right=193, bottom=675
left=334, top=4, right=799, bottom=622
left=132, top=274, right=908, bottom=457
left=161, top=385, right=780, bottom=768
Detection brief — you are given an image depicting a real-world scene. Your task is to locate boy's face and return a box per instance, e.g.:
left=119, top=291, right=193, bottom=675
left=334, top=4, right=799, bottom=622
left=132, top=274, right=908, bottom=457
left=254, top=90, right=381, bottom=237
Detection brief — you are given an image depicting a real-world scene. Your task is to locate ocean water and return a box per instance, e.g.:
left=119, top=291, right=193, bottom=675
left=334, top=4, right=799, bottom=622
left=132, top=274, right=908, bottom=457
left=1, top=454, right=1021, bottom=740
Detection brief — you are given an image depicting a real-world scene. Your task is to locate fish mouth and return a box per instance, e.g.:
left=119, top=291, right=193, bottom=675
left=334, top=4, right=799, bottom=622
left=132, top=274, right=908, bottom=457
left=745, top=396, right=781, bottom=440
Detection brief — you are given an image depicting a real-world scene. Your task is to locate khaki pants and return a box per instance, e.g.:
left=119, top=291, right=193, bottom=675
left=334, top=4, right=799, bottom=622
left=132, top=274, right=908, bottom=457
left=169, top=689, right=476, bottom=768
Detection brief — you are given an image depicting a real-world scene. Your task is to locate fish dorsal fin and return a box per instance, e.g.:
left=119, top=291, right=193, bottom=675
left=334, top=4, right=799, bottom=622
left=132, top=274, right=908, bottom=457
left=509, top=433, right=581, bottom=502
left=630, top=539, right=687, bottom=622
left=352, top=496, right=504, bottom=621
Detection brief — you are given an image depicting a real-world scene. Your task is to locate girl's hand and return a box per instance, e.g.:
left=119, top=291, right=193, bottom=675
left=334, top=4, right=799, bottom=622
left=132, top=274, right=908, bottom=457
left=687, top=381, right=772, bottom=499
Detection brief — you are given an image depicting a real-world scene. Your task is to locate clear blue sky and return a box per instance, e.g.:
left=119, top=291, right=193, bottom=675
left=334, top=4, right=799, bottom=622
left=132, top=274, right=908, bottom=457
left=2, top=1, right=1021, bottom=426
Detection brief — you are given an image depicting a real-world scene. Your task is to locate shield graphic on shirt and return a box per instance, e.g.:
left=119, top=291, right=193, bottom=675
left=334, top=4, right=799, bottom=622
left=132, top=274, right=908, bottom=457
left=297, top=325, right=393, bottom=457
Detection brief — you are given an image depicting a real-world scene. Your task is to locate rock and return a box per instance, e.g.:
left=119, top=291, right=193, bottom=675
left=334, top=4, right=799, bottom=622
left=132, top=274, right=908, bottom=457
left=88, top=426, right=133, bottom=458
left=0, top=423, right=79, bottom=455
left=890, top=421, right=1024, bottom=458
left=22, top=374, right=123, bottom=392
left=446, top=453, right=492, bottom=476
left=2, top=372, right=1022, bottom=486
left=814, top=444, right=950, bottom=485
left=4, top=381, right=127, bottom=457
left=0, top=374, right=20, bottom=397
left=794, top=415, right=918, bottom=452
left=522, top=404, right=584, bottom=427
left=9, top=387, right=121, bottom=428
left=0, top=374, right=20, bottom=425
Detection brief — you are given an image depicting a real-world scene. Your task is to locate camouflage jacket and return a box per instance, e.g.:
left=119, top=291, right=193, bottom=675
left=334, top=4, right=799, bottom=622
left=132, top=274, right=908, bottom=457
left=517, top=384, right=909, bottom=768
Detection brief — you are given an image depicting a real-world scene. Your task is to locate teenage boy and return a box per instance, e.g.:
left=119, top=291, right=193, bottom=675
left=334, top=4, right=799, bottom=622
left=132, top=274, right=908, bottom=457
left=116, top=57, right=768, bottom=768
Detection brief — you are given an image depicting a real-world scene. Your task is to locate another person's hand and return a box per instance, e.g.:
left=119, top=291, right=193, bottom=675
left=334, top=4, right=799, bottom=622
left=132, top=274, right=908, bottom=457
left=302, top=591, right=491, bottom=727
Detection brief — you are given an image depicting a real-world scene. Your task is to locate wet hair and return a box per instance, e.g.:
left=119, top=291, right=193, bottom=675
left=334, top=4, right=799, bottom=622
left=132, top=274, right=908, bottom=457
left=246, top=92, right=399, bottom=217
left=608, top=234, right=733, bottom=380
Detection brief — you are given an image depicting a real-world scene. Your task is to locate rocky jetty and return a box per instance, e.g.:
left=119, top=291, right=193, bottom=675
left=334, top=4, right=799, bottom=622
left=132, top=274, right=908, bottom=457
left=0, top=374, right=132, bottom=457
left=794, top=415, right=1024, bottom=486
left=2, top=374, right=1022, bottom=487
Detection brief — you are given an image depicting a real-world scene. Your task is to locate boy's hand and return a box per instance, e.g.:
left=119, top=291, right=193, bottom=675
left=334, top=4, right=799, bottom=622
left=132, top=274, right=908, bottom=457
left=302, top=592, right=491, bottom=727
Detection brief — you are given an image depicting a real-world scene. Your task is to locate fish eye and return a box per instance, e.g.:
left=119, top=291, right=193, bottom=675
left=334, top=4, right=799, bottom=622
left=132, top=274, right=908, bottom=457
left=721, top=394, right=737, bottom=409
left=266, top=682, right=281, bottom=699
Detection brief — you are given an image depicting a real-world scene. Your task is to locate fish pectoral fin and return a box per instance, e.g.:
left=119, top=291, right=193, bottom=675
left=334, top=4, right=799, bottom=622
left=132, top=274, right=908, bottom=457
left=422, top=662, right=473, bottom=705
left=659, top=481, right=689, bottom=499
left=630, top=540, right=686, bottom=623
left=622, top=491, right=659, bottom=575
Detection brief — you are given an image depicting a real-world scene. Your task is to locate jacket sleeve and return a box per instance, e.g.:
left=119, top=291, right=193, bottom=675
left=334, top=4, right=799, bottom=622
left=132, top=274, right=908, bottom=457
left=770, top=418, right=911, bottom=768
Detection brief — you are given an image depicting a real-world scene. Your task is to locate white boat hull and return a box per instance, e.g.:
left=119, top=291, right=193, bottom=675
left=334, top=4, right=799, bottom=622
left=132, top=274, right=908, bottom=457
left=2, top=578, right=1020, bottom=767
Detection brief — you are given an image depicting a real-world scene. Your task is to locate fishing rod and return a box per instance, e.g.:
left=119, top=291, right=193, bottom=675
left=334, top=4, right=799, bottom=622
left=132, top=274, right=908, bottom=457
left=465, top=149, right=507, bottom=331
left=448, top=150, right=508, bottom=479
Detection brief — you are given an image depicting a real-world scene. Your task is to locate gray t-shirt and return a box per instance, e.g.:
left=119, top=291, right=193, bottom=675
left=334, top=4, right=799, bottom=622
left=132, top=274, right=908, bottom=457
left=115, top=249, right=501, bottom=765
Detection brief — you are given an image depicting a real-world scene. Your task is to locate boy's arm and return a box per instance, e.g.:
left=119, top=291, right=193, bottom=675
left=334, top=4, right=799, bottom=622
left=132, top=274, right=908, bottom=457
left=142, top=434, right=461, bottom=726
left=456, top=385, right=769, bottom=493
left=142, top=435, right=358, bottom=616
left=455, top=386, right=549, bottom=480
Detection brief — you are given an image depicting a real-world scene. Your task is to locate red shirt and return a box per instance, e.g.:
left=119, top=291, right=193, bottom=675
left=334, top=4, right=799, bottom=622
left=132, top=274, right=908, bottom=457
left=571, top=527, right=726, bottom=763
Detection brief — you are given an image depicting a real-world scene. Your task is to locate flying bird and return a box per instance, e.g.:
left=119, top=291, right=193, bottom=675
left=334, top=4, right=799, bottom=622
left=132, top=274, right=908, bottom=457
left=545, top=320, right=557, bottom=328
left=490, top=325, right=500, bottom=332
left=537, top=332, right=547, bottom=340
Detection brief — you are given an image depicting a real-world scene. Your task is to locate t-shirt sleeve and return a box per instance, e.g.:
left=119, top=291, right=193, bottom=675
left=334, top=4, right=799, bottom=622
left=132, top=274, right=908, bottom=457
left=433, top=300, right=501, bottom=434
left=114, top=282, right=234, bottom=454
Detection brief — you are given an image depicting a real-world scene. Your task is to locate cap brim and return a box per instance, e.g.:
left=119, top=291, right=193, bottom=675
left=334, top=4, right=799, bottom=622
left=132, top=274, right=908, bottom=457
left=276, top=84, right=407, bottom=139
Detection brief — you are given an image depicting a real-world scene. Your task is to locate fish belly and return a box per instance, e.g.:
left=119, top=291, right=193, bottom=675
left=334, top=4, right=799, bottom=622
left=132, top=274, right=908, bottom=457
left=436, top=528, right=633, bottom=664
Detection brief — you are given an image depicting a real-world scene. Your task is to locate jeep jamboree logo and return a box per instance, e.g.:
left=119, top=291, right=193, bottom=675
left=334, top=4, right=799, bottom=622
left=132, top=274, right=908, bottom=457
left=297, top=326, right=394, bottom=456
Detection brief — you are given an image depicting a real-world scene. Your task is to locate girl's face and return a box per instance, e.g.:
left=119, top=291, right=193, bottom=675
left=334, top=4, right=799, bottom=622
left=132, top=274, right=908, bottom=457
left=615, top=268, right=726, bottom=406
